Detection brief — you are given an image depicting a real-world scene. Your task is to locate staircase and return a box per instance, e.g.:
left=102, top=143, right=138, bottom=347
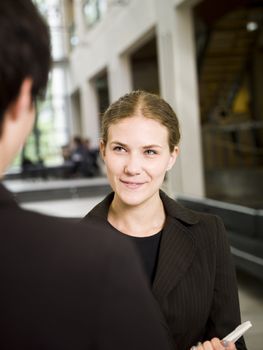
left=198, top=7, right=260, bottom=123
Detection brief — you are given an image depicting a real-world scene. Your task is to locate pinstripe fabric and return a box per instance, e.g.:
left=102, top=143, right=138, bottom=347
left=85, top=191, right=247, bottom=350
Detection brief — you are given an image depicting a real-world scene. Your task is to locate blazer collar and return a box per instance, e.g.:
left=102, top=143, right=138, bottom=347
left=85, top=192, right=114, bottom=221
left=87, top=190, right=200, bottom=224
left=159, top=190, right=199, bottom=224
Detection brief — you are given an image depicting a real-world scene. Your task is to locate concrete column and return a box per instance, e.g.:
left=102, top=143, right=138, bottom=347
left=79, top=80, right=100, bottom=147
left=69, top=90, right=82, bottom=136
left=173, top=4, right=204, bottom=197
left=155, top=0, right=204, bottom=197
left=108, top=55, right=133, bottom=103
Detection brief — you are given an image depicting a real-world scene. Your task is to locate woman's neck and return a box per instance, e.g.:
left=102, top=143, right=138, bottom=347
left=108, top=193, right=166, bottom=237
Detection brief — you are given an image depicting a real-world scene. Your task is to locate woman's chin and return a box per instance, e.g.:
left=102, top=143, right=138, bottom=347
left=115, top=189, right=150, bottom=208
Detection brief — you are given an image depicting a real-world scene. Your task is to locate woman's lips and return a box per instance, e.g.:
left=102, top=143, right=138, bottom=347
left=120, top=180, right=145, bottom=189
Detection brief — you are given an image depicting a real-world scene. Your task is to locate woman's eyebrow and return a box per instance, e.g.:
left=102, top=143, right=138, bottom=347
left=110, top=141, right=128, bottom=147
left=110, top=141, right=163, bottom=149
left=142, top=144, right=162, bottom=149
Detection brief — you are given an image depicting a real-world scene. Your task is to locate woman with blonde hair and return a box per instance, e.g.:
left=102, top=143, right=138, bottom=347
left=84, top=90, right=247, bottom=350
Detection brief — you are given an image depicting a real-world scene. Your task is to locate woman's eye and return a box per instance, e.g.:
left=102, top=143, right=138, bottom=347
left=113, top=146, right=126, bottom=152
left=145, top=149, right=157, bottom=155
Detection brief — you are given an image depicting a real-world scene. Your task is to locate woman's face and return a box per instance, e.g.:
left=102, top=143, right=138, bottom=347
left=101, top=115, right=178, bottom=208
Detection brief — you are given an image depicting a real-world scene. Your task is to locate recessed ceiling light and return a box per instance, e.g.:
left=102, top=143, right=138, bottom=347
left=246, top=21, right=258, bottom=32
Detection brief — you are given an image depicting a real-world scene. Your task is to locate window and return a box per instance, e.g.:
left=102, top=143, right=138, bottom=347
left=83, top=0, right=107, bottom=28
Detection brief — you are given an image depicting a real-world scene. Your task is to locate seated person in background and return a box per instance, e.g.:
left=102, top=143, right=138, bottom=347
left=83, top=90, right=247, bottom=350
left=61, top=144, right=74, bottom=178
left=21, top=155, right=46, bottom=179
left=82, top=138, right=100, bottom=177
left=0, top=2, right=172, bottom=349
left=61, top=144, right=72, bottom=164
left=21, top=155, right=34, bottom=177
left=70, top=135, right=85, bottom=175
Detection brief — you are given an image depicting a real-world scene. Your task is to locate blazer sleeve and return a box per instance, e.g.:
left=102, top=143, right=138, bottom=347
left=204, top=216, right=247, bottom=350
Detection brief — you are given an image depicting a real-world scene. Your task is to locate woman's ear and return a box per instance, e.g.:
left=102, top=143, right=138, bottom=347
left=167, top=146, right=179, bottom=171
left=99, top=140, right=106, bottom=160
left=8, top=78, right=33, bottom=121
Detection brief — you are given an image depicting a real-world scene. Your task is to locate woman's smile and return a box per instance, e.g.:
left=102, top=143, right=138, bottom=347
left=120, top=179, right=146, bottom=189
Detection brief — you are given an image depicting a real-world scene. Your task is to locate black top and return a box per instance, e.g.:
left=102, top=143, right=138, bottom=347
left=129, top=231, right=162, bottom=285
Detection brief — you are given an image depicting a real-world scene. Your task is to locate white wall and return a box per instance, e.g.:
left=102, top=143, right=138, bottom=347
left=70, top=0, right=156, bottom=90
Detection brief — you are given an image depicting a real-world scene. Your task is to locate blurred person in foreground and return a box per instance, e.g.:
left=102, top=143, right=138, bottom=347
left=83, top=90, right=247, bottom=350
left=0, top=1, right=172, bottom=349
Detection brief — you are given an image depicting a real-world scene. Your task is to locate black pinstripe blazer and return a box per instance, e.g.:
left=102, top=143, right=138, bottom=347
left=84, top=190, right=247, bottom=350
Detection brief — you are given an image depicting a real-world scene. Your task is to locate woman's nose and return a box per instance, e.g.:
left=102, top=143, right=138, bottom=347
left=124, top=154, right=142, bottom=175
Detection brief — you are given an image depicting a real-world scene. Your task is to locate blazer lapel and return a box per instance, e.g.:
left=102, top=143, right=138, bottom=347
left=87, top=190, right=199, bottom=303
left=152, top=197, right=198, bottom=300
